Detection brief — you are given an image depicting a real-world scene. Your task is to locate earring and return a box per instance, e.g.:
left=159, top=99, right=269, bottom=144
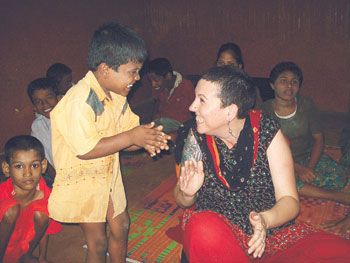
left=228, top=121, right=237, bottom=138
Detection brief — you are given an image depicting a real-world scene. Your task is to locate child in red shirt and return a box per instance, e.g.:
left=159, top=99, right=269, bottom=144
left=0, top=135, right=60, bottom=263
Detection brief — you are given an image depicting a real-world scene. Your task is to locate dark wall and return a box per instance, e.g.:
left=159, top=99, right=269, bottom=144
left=1, top=0, right=349, bottom=150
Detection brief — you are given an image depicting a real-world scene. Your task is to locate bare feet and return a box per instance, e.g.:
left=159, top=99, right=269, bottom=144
left=320, top=215, right=350, bottom=235
left=331, top=191, right=350, bottom=205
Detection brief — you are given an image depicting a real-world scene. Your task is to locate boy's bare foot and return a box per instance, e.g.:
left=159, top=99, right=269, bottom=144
left=332, top=191, right=350, bottom=205
left=320, top=215, right=350, bottom=235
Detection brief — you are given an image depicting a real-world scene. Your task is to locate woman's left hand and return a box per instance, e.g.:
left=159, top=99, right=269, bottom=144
left=248, top=211, right=267, bottom=258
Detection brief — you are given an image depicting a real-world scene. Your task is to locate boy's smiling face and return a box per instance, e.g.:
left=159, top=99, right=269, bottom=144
left=32, top=89, right=59, bottom=119
left=99, top=61, right=143, bottom=97
left=2, top=149, right=47, bottom=195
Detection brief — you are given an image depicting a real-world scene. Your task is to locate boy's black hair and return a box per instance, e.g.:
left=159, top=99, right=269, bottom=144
left=216, top=42, right=245, bottom=69
left=201, top=65, right=255, bottom=119
left=46, top=63, right=72, bottom=86
left=4, top=135, right=45, bottom=163
left=145, top=58, right=173, bottom=77
left=27, top=77, right=58, bottom=104
left=269, top=61, right=303, bottom=86
left=87, top=22, right=148, bottom=71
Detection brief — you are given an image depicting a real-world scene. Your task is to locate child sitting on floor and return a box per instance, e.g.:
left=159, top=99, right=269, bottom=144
left=262, top=62, right=350, bottom=205
left=321, top=114, right=350, bottom=234
left=0, top=135, right=60, bottom=263
left=27, top=77, right=59, bottom=188
left=146, top=58, right=195, bottom=134
left=46, top=62, right=73, bottom=96
left=48, top=22, right=170, bottom=262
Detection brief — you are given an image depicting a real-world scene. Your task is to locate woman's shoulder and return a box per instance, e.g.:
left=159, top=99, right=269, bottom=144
left=258, top=112, right=281, bottom=135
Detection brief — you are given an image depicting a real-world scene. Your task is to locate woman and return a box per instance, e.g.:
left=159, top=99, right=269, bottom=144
left=174, top=66, right=349, bottom=262
left=262, top=62, right=350, bottom=205
left=215, top=42, right=263, bottom=109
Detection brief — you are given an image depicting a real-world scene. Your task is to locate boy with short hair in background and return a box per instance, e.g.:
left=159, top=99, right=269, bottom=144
left=27, top=77, right=59, bottom=188
left=46, top=62, right=73, bottom=95
left=146, top=57, right=195, bottom=134
left=0, top=135, right=60, bottom=263
left=48, top=22, right=169, bottom=262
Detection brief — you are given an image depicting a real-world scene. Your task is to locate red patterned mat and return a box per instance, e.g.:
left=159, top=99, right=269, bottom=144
left=127, top=176, right=184, bottom=263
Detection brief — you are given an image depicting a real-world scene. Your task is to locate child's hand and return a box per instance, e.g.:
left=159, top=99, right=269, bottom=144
left=295, top=165, right=316, bottom=183
left=131, top=122, right=170, bottom=156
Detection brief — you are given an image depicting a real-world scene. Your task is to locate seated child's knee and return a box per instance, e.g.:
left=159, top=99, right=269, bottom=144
left=2, top=204, right=20, bottom=224
left=33, top=211, right=50, bottom=227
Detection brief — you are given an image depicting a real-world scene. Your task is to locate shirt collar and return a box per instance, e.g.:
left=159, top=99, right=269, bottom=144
left=85, top=71, right=126, bottom=104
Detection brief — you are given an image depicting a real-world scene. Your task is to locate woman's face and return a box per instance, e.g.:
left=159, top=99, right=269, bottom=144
left=216, top=50, right=242, bottom=69
left=189, top=79, right=230, bottom=136
left=271, top=71, right=300, bottom=102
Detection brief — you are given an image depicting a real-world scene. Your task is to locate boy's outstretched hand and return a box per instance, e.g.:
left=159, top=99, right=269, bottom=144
left=131, top=122, right=171, bottom=157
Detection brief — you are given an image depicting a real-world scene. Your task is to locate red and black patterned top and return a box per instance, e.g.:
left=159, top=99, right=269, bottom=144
left=181, top=110, right=318, bottom=258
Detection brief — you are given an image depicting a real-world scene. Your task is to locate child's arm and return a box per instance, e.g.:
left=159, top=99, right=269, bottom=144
left=294, top=132, right=324, bottom=183
left=78, top=122, right=168, bottom=159
left=307, top=132, right=324, bottom=170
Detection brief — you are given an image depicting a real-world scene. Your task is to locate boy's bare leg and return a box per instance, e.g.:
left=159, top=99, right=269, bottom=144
left=106, top=197, right=130, bottom=263
left=19, top=211, right=50, bottom=263
left=0, top=204, right=20, bottom=260
left=80, top=222, right=107, bottom=263
left=299, top=183, right=350, bottom=204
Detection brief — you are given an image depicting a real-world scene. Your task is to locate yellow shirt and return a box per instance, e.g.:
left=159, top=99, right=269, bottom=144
left=48, top=71, right=139, bottom=222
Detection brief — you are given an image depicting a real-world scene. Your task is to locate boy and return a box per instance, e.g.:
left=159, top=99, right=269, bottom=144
left=0, top=135, right=60, bottom=263
left=48, top=22, right=169, bottom=262
left=28, top=77, right=59, bottom=188
left=46, top=62, right=73, bottom=95
left=146, top=58, right=195, bottom=134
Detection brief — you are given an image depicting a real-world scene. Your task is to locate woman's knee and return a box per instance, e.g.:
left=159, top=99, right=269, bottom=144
left=2, top=204, right=20, bottom=224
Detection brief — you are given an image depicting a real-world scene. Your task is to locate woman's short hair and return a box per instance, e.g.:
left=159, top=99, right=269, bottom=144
left=201, top=66, right=255, bottom=118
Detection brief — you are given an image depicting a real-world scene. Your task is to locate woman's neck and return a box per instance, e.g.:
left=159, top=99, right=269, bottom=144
left=220, top=118, right=246, bottom=149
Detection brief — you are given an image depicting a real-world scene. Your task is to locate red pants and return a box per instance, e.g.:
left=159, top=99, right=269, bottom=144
left=183, top=211, right=350, bottom=263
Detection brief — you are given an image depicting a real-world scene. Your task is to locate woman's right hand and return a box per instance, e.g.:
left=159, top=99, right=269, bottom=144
left=179, top=160, right=205, bottom=197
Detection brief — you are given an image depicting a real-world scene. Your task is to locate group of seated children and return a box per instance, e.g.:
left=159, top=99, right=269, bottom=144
left=28, top=63, right=73, bottom=188
left=1, top=20, right=350, bottom=262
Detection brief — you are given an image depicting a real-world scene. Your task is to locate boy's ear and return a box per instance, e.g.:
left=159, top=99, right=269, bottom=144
left=165, top=72, right=172, bottom=80
left=1, top=161, right=10, bottom=178
left=270, top=82, right=275, bottom=90
left=99, top=62, right=111, bottom=77
left=41, top=159, right=48, bottom=174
